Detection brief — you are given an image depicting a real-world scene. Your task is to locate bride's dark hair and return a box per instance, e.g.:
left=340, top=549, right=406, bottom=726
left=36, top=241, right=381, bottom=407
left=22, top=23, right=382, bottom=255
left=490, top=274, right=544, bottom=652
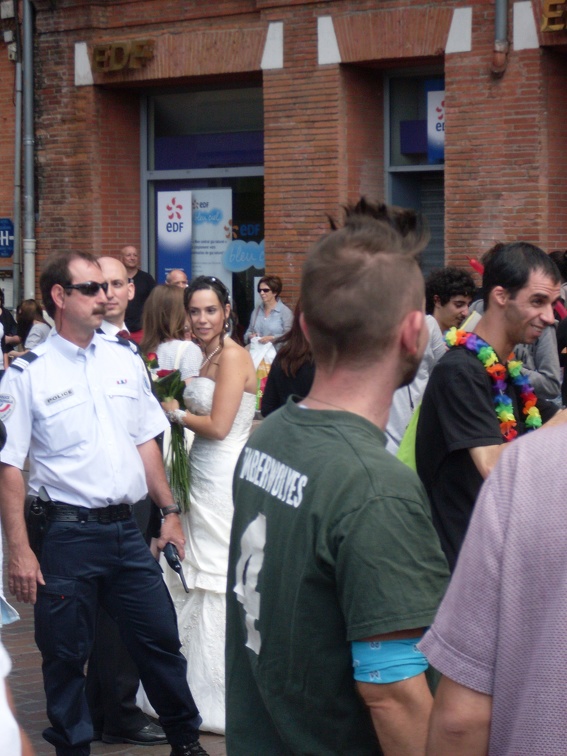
left=184, top=276, right=235, bottom=345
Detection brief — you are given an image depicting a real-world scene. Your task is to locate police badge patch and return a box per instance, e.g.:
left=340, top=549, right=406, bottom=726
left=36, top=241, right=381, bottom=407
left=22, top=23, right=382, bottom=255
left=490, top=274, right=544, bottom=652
left=0, top=394, right=15, bottom=423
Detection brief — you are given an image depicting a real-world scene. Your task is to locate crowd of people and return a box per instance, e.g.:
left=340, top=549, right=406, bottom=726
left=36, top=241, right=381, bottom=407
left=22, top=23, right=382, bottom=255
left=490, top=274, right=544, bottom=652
left=1, top=210, right=567, bottom=755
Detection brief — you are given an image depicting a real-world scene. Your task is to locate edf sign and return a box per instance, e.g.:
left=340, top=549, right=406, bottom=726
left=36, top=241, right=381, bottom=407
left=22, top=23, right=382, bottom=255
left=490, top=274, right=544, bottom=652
left=157, top=191, right=192, bottom=284
left=0, top=219, right=14, bottom=258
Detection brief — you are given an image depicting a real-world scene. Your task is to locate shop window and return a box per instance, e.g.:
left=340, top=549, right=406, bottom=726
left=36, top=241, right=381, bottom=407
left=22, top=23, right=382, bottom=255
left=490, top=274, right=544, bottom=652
left=143, top=87, right=264, bottom=333
left=150, top=89, right=263, bottom=170
left=386, top=73, right=445, bottom=273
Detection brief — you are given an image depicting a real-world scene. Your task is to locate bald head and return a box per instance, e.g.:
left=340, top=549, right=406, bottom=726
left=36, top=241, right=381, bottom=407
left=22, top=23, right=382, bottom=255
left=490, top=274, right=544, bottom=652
left=166, top=269, right=188, bottom=288
left=121, top=245, right=139, bottom=275
left=99, top=255, right=134, bottom=326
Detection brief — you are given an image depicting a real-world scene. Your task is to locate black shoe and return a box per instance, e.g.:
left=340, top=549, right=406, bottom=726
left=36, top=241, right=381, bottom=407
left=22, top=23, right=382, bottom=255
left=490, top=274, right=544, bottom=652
left=102, top=720, right=168, bottom=745
left=170, top=741, right=210, bottom=756
left=92, top=730, right=102, bottom=741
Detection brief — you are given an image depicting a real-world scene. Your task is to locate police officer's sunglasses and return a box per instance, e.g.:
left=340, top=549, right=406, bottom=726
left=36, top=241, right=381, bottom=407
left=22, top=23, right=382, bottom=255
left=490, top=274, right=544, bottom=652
left=64, top=281, right=109, bottom=296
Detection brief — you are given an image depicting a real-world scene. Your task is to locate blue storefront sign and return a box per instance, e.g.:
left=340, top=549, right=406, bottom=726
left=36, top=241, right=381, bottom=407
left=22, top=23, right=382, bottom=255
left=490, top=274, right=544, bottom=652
left=156, top=191, right=192, bottom=284
left=0, top=218, right=14, bottom=258
left=426, top=79, right=445, bottom=164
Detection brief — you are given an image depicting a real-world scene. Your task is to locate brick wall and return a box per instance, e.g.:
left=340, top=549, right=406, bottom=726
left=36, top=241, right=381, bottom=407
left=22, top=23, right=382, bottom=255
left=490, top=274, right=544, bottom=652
left=2, top=0, right=566, bottom=301
left=444, top=12, right=551, bottom=264
left=33, top=24, right=141, bottom=260
left=263, top=4, right=341, bottom=305
left=341, top=67, right=384, bottom=207
left=544, top=49, right=567, bottom=253
left=0, top=47, right=16, bottom=273
left=98, top=89, right=141, bottom=254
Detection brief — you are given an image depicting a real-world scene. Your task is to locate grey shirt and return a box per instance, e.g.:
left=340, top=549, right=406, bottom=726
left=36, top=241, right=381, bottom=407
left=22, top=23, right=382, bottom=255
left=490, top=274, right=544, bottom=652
left=420, top=423, right=567, bottom=754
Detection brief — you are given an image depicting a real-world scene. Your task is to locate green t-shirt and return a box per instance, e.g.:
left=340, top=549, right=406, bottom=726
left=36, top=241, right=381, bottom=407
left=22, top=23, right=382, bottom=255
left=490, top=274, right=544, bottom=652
left=226, top=398, right=449, bottom=755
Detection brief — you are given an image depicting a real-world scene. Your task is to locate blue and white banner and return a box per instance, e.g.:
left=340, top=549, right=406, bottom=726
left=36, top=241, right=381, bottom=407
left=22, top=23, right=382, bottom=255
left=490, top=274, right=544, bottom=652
left=157, top=191, right=192, bottom=284
left=427, top=87, right=445, bottom=163
left=191, top=189, right=233, bottom=294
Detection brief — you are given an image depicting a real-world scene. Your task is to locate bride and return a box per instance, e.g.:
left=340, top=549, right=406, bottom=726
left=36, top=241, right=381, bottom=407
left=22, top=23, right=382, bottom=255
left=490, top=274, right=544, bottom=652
left=161, top=275, right=256, bottom=734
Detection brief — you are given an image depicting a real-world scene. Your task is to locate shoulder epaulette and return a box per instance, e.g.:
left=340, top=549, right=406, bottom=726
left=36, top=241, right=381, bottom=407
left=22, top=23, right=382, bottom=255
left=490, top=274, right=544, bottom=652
left=10, top=352, right=39, bottom=372
left=116, top=335, right=140, bottom=355
left=97, top=329, right=139, bottom=355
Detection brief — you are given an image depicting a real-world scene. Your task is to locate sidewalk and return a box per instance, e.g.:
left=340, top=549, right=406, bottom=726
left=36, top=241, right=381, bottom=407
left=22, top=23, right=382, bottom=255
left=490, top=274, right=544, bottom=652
left=2, top=581, right=226, bottom=756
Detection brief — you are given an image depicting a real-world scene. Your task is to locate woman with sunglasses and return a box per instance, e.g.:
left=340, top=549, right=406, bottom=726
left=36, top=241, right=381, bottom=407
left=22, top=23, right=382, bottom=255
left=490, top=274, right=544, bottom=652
left=160, top=276, right=256, bottom=735
left=244, top=275, right=293, bottom=346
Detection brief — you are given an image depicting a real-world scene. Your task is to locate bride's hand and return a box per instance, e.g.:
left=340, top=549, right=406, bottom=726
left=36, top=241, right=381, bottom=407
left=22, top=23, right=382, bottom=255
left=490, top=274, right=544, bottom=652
left=161, top=398, right=180, bottom=413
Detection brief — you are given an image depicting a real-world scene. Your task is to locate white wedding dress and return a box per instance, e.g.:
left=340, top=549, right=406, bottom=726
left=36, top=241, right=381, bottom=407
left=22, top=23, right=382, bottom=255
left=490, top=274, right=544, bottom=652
left=164, top=377, right=256, bottom=734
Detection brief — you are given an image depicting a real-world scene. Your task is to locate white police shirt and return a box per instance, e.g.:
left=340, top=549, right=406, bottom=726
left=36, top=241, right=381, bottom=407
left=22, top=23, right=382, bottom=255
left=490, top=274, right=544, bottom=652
left=0, top=329, right=168, bottom=508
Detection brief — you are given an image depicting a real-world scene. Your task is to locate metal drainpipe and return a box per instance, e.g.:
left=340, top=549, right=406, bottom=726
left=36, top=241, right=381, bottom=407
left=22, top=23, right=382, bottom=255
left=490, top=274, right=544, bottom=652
left=12, top=34, right=22, bottom=308
left=491, top=0, right=509, bottom=77
left=22, top=0, right=35, bottom=299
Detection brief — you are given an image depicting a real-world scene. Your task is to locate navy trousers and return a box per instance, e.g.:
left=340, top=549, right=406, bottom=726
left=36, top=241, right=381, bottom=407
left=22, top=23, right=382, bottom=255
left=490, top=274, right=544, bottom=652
left=35, top=516, right=201, bottom=756
left=85, top=496, right=155, bottom=736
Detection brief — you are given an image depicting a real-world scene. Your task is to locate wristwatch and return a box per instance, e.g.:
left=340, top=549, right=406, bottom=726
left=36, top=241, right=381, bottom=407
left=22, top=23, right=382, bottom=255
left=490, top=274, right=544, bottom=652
left=160, top=504, right=181, bottom=518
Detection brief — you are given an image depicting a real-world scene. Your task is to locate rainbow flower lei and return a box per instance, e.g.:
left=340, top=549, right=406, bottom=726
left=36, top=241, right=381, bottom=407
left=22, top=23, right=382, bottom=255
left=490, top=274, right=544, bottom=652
left=445, top=327, right=542, bottom=442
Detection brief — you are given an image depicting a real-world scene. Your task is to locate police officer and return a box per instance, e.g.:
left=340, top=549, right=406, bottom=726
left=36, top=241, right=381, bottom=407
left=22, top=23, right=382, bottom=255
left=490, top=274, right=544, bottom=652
left=0, top=251, right=207, bottom=756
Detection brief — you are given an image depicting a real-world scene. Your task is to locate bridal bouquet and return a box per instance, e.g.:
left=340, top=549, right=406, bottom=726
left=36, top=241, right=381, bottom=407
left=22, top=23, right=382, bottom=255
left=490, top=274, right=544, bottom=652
left=151, top=367, right=191, bottom=512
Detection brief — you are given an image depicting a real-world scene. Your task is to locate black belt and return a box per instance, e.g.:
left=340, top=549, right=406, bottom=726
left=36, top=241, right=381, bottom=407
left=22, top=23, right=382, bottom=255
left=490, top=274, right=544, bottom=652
left=46, top=502, right=133, bottom=523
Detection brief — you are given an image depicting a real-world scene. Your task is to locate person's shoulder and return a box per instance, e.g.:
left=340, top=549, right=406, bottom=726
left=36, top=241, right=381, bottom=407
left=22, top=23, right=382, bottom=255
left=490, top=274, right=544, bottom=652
left=435, top=345, right=482, bottom=376
left=8, top=338, right=51, bottom=373
left=96, top=330, right=140, bottom=356
left=8, top=351, right=41, bottom=373
left=183, top=339, right=201, bottom=356
left=423, top=348, right=485, bottom=407
left=219, top=339, right=252, bottom=366
left=136, top=269, right=156, bottom=285
left=508, top=421, right=567, bottom=465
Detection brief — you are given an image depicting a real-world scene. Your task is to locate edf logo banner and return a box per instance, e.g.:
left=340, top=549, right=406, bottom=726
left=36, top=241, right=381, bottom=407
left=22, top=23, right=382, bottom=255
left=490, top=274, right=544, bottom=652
left=157, top=191, right=192, bottom=283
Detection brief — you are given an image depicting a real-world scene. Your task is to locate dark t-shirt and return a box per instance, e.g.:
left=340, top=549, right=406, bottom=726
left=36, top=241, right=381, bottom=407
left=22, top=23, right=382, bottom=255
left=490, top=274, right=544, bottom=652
left=227, top=398, right=449, bottom=755
left=0, top=308, right=18, bottom=354
left=125, top=269, right=156, bottom=332
left=260, top=356, right=315, bottom=416
left=556, top=318, right=567, bottom=404
left=416, top=346, right=556, bottom=571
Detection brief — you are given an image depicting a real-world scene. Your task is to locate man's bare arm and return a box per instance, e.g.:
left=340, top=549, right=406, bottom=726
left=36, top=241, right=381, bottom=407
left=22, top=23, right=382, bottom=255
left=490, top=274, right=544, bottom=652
left=470, top=408, right=567, bottom=479
left=358, top=673, right=433, bottom=756
left=0, top=463, right=44, bottom=604
left=356, top=628, right=432, bottom=755
left=468, top=445, right=504, bottom=479
left=426, top=675, right=492, bottom=755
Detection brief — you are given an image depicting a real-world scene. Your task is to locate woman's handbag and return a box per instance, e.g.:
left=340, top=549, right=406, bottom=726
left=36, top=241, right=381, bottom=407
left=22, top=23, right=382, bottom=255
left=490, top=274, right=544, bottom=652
left=248, top=338, right=277, bottom=411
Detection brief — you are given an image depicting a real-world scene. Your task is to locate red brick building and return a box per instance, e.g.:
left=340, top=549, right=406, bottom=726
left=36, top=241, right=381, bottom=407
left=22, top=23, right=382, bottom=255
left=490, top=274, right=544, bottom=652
left=0, top=0, right=566, bottom=322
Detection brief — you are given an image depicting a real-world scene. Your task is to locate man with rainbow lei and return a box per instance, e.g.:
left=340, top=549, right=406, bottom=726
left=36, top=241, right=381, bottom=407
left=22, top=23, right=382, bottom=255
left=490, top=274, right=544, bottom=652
left=415, top=241, right=567, bottom=571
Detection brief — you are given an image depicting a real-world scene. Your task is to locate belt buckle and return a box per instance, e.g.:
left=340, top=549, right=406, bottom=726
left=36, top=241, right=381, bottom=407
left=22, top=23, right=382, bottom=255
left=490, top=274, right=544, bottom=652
left=97, top=508, right=112, bottom=524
